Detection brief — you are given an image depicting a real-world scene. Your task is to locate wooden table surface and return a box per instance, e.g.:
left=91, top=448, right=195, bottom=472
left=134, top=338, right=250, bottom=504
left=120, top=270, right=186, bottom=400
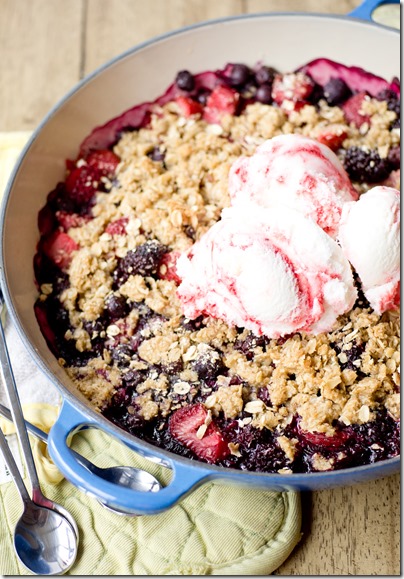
left=0, top=0, right=400, bottom=575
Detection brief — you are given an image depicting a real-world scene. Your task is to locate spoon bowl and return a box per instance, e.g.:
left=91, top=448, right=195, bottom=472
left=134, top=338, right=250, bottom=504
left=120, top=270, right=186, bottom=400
left=0, top=425, right=78, bottom=575
left=15, top=503, right=77, bottom=575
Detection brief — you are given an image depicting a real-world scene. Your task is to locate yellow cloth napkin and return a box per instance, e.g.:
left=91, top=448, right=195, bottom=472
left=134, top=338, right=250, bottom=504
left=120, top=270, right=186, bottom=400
left=0, top=132, right=301, bottom=575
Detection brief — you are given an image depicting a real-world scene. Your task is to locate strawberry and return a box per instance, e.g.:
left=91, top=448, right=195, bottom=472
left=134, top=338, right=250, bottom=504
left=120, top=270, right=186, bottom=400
left=86, top=149, right=120, bottom=175
left=56, top=210, right=89, bottom=231
left=158, top=251, right=181, bottom=284
left=105, top=217, right=129, bottom=236
left=299, top=428, right=350, bottom=448
left=316, top=129, right=348, bottom=151
left=65, top=165, right=98, bottom=204
left=203, top=85, right=240, bottom=124
left=176, top=96, right=204, bottom=117
left=169, top=403, right=230, bottom=463
left=65, top=149, right=120, bottom=204
left=42, top=231, right=79, bottom=269
left=342, top=92, right=371, bottom=128
left=271, top=72, right=314, bottom=105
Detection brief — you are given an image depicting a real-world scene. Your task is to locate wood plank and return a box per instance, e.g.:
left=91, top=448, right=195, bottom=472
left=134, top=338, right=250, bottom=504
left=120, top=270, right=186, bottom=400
left=84, top=0, right=244, bottom=75
left=245, top=0, right=360, bottom=15
left=0, top=0, right=83, bottom=131
left=276, top=474, right=400, bottom=575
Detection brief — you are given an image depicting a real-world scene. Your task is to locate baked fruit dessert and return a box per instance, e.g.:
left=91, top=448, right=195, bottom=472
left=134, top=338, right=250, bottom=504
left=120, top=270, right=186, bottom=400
left=34, top=58, right=400, bottom=473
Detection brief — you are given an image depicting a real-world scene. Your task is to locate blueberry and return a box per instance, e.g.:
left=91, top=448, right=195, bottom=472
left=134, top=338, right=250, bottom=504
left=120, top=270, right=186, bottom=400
left=323, top=78, right=352, bottom=105
left=255, top=65, right=277, bottom=85
left=175, top=70, right=195, bottom=92
left=105, top=294, right=129, bottom=319
left=308, top=82, right=325, bottom=105
left=83, top=318, right=106, bottom=338
left=255, top=83, right=273, bottom=104
left=147, top=146, right=165, bottom=162
left=343, top=147, right=391, bottom=183
left=181, top=315, right=205, bottom=332
left=122, top=369, right=145, bottom=388
left=184, top=225, right=196, bottom=240
left=234, top=333, right=269, bottom=361
left=111, top=344, right=133, bottom=367
left=227, top=63, right=251, bottom=87
left=190, top=348, right=225, bottom=381
left=113, top=240, right=168, bottom=286
left=196, top=90, right=210, bottom=105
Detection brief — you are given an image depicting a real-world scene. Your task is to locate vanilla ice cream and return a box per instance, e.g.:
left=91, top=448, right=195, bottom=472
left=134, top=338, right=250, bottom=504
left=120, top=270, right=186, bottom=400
left=177, top=205, right=357, bottom=338
left=338, top=186, right=400, bottom=314
left=228, top=134, right=358, bottom=237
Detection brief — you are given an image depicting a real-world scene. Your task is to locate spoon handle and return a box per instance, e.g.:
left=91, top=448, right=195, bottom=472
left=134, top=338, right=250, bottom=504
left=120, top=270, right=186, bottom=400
left=0, top=426, right=31, bottom=504
left=0, top=402, right=48, bottom=443
left=0, top=318, right=45, bottom=504
left=0, top=401, right=97, bottom=476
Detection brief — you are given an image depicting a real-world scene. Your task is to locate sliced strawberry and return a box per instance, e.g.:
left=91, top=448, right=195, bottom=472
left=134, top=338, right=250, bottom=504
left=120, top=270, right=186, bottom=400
left=42, top=231, right=79, bottom=269
left=203, top=85, right=240, bottom=124
left=272, top=72, right=314, bottom=105
left=169, top=403, right=230, bottom=463
left=158, top=251, right=181, bottom=284
left=342, top=92, right=371, bottom=128
left=299, top=428, right=350, bottom=448
left=176, top=96, right=204, bottom=117
left=86, top=149, right=120, bottom=176
left=105, top=217, right=129, bottom=236
left=56, top=210, right=89, bottom=231
left=316, top=129, right=348, bottom=151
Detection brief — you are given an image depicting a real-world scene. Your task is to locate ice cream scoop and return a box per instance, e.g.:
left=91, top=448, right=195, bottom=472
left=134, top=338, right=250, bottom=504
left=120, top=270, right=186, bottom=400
left=177, top=205, right=357, bottom=338
left=338, top=186, right=400, bottom=314
left=228, top=134, right=358, bottom=237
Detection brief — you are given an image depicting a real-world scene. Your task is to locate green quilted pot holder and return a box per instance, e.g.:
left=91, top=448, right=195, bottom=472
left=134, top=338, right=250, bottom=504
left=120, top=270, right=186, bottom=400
left=0, top=404, right=301, bottom=575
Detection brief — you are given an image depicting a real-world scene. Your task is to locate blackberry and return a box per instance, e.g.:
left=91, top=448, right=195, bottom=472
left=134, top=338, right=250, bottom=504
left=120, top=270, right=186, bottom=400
left=388, top=145, right=401, bottom=170
left=343, top=147, right=392, bottom=183
left=376, top=88, right=400, bottom=129
left=323, top=77, right=352, bottom=105
left=113, top=240, right=168, bottom=286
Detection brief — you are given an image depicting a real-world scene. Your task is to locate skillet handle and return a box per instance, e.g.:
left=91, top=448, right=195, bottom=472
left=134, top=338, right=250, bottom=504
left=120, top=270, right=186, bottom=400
left=348, top=0, right=400, bottom=22
left=48, top=399, right=214, bottom=515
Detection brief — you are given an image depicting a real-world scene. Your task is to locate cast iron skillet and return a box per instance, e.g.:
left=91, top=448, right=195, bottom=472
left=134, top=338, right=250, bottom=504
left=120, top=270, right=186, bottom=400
left=0, top=0, right=400, bottom=514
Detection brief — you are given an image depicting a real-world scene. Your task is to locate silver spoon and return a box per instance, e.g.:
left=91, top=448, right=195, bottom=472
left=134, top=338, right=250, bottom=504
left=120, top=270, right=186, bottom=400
left=0, top=426, right=77, bottom=575
left=0, top=401, right=162, bottom=516
left=0, top=316, right=80, bottom=542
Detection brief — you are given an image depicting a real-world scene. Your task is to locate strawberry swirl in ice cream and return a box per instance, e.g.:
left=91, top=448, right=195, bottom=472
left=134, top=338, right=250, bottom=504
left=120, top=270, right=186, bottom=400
left=338, top=186, right=400, bottom=315
left=177, top=205, right=357, bottom=338
left=229, top=134, right=358, bottom=237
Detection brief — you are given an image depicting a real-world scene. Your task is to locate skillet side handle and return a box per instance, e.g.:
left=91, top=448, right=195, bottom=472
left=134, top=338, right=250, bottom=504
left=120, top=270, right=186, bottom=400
left=348, top=0, right=400, bottom=21
left=48, top=399, right=214, bottom=515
